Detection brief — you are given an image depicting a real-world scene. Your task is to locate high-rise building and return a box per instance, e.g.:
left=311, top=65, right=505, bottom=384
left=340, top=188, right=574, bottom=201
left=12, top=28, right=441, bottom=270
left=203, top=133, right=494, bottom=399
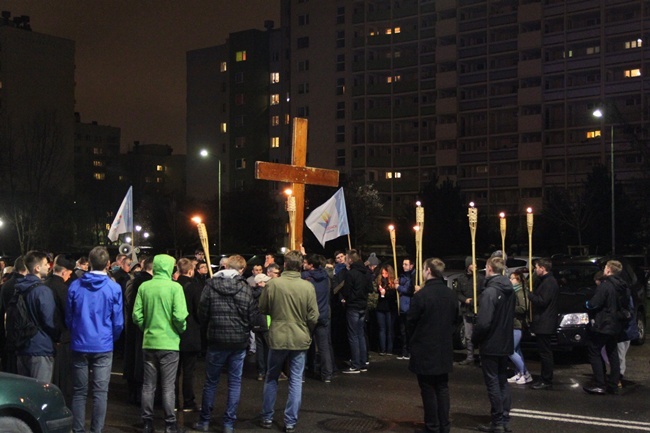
left=279, top=0, right=649, bottom=220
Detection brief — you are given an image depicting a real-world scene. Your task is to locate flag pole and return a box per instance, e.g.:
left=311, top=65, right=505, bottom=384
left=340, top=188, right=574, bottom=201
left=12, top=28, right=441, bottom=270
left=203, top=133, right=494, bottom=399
left=347, top=234, right=352, bottom=251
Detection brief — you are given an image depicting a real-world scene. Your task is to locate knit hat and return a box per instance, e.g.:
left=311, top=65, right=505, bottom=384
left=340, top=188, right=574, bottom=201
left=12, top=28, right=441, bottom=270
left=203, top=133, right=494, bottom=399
left=254, top=273, right=271, bottom=284
left=465, top=256, right=472, bottom=269
left=367, top=253, right=380, bottom=266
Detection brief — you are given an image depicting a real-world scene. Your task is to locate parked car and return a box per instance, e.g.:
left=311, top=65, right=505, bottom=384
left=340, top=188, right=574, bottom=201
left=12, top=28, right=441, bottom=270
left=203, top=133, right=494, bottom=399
left=525, top=256, right=646, bottom=350
left=0, top=372, right=72, bottom=433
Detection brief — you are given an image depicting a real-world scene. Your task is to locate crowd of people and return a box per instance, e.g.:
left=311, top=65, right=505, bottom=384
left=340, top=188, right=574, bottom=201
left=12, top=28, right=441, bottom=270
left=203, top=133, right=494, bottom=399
left=0, top=247, right=640, bottom=433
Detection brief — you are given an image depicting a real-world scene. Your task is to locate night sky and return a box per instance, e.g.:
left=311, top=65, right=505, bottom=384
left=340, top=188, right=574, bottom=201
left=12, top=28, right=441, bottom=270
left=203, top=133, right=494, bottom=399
left=1, top=0, right=281, bottom=153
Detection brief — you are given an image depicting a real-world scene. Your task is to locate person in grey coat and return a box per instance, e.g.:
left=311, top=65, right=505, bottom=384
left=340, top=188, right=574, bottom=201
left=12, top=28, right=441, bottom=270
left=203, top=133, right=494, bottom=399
left=407, top=258, right=457, bottom=433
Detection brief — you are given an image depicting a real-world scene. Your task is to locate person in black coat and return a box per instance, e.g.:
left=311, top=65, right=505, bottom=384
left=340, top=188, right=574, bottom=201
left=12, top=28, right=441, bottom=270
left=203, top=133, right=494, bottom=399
left=472, top=257, right=515, bottom=433
left=527, top=258, right=559, bottom=390
left=0, top=257, right=28, bottom=373
left=176, top=258, right=204, bottom=411
left=584, top=260, right=630, bottom=395
left=407, top=258, right=457, bottom=433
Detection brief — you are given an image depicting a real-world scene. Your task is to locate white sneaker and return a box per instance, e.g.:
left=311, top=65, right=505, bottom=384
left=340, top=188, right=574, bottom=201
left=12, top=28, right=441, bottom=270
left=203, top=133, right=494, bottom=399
left=516, top=372, right=533, bottom=384
left=507, top=372, right=522, bottom=383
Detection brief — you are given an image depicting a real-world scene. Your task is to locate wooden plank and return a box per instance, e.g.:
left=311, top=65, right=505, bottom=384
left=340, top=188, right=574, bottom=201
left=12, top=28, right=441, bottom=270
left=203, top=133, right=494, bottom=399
left=255, top=162, right=339, bottom=187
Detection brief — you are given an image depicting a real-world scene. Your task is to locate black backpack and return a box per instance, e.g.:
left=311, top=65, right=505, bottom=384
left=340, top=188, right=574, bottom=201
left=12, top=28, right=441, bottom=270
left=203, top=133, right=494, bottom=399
left=5, top=282, right=41, bottom=351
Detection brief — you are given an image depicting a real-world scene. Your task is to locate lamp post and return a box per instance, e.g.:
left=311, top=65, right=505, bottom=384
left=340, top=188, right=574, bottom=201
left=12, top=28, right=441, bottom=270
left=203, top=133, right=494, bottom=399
left=199, top=149, right=222, bottom=253
left=592, top=108, right=615, bottom=255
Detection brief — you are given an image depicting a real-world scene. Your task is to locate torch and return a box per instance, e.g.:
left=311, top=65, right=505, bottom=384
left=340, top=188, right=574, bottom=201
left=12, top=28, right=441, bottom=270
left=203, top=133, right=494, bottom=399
left=527, top=207, right=534, bottom=321
left=285, top=189, right=296, bottom=250
left=192, top=216, right=213, bottom=278
left=468, top=203, right=478, bottom=315
left=416, top=201, right=425, bottom=286
left=500, top=212, right=506, bottom=275
left=413, top=225, right=421, bottom=288
left=389, top=224, right=400, bottom=313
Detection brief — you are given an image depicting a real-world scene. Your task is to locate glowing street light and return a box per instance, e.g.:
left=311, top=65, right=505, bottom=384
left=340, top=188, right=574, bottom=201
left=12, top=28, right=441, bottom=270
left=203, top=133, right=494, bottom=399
left=592, top=107, right=616, bottom=254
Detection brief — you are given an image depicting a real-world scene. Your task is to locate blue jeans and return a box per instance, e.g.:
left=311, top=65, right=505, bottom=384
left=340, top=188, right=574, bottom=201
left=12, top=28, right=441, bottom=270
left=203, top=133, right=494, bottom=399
left=508, top=330, right=526, bottom=374
left=481, top=355, right=511, bottom=426
left=376, top=310, right=395, bottom=354
left=261, top=350, right=306, bottom=428
left=142, top=350, right=179, bottom=425
left=197, top=348, right=246, bottom=429
left=17, top=355, right=54, bottom=383
left=71, top=351, right=113, bottom=433
left=346, top=309, right=367, bottom=370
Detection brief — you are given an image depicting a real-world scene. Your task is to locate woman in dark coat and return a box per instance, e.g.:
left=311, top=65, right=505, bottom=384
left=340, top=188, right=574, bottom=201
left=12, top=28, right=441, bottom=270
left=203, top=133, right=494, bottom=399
left=407, top=258, right=457, bottom=433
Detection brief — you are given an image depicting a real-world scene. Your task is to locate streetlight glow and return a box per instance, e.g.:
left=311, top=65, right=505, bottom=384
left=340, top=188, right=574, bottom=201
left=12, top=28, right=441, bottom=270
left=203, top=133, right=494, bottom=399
left=199, top=149, right=209, bottom=157
left=135, top=225, right=142, bottom=232
left=592, top=108, right=603, bottom=118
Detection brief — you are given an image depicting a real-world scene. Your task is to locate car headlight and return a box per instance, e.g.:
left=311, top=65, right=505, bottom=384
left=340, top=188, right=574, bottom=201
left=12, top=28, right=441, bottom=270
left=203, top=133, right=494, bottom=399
left=559, top=313, right=589, bottom=327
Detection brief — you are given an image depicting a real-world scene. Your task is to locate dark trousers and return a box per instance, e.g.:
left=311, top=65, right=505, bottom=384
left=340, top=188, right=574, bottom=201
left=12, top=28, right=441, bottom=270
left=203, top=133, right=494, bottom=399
left=535, top=334, right=554, bottom=383
left=175, top=351, right=199, bottom=407
left=398, top=314, right=410, bottom=356
left=417, top=373, right=450, bottom=433
left=588, top=331, right=620, bottom=389
left=480, top=355, right=511, bottom=427
left=312, top=321, right=334, bottom=379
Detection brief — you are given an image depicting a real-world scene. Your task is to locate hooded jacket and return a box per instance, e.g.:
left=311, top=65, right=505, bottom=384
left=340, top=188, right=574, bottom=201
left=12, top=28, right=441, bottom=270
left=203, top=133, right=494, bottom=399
left=260, top=270, right=319, bottom=351
left=586, top=275, right=630, bottom=336
left=199, top=268, right=259, bottom=350
left=301, top=267, right=331, bottom=325
left=472, top=273, right=515, bottom=356
left=15, top=274, right=59, bottom=356
left=66, top=271, right=124, bottom=353
left=527, top=272, right=560, bottom=334
left=133, top=255, right=188, bottom=351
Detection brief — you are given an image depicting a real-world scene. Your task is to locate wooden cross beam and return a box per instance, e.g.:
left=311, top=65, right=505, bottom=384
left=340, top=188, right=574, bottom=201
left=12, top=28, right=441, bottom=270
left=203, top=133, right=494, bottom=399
left=255, top=118, right=339, bottom=251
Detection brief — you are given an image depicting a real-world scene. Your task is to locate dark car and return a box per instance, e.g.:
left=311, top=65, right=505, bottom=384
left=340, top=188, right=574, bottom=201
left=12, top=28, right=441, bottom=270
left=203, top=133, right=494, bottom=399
left=529, top=256, right=646, bottom=350
left=0, top=372, right=73, bottom=433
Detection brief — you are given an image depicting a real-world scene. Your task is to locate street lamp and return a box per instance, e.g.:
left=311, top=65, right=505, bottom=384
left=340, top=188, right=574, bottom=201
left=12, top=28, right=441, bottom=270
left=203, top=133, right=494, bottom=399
left=592, top=108, right=616, bottom=255
left=199, top=149, right=222, bottom=253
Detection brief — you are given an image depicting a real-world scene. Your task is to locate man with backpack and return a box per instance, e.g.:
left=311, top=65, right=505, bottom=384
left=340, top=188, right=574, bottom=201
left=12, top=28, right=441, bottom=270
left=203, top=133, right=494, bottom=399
left=584, top=260, right=631, bottom=395
left=9, top=250, right=59, bottom=383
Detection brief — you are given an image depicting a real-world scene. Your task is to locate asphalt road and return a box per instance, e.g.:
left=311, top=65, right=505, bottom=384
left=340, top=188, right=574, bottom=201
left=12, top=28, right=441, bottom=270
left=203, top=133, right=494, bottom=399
left=96, top=340, right=650, bottom=433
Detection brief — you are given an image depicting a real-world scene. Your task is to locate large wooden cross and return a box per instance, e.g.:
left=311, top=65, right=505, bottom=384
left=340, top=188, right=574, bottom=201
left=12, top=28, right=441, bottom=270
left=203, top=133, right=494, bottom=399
left=255, top=118, right=339, bottom=251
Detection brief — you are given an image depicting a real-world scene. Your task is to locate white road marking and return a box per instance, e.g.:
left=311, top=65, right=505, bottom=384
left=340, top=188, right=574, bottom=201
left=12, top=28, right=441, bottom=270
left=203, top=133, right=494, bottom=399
left=511, top=408, right=650, bottom=431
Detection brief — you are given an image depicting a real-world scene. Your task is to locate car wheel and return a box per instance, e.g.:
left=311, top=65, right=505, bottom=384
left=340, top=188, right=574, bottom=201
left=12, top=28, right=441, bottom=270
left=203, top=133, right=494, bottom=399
left=0, top=416, right=33, bottom=433
left=453, top=319, right=466, bottom=350
left=632, top=313, right=645, bottom=346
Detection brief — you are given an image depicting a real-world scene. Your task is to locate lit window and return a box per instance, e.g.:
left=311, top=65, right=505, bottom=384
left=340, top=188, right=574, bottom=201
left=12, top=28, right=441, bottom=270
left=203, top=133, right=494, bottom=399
left=385, top=171, right=401, bottom=179
left=386, top=75, right=401, bottom=83
left=92, top=147, right=103, bottom=155
left=220, top=61, right=227, bottom=72
left=156, top=177, right=163, bottom=183
left=92, top=160, right=103, bottom=167
left=271, top=137, right=280, bottom=148
left=156, top=165, right=164, bottom=172
left=270, top=94, right=280, bottom=105
left=394, top=27, right=401, bottom=34
left=625, top=39, right=643, bottom=49
left=235, top=51, right=247, bottom=62
left=386, top=172, right=393, bottom=179
left=624, top=69, right=641, bottom=77
left=236, top=158, right=246, bottom=169
left=385, top=27, right=401, bottom=35
left=93, top=173, right=105, bottom=180
left=285, top=114, right=291, bottom=125
left=270, top=72, right=280, bottom=83
left=586, top=130, right=601, bottom=139
left=271, top=116, right=280, bottom=126
left=220, top=122, right=227, bottom=133
left=586, top=46, right=600, bottom=55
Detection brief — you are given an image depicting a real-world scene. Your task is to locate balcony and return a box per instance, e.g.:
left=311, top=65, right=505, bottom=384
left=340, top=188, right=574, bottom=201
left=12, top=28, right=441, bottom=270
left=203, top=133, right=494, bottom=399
left=518, top=114, right=542, bottom=133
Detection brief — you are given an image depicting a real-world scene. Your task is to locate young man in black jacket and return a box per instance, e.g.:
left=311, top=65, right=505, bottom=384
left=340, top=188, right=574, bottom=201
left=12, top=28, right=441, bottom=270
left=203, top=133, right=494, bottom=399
left=472, top=257, right=515, bottom=433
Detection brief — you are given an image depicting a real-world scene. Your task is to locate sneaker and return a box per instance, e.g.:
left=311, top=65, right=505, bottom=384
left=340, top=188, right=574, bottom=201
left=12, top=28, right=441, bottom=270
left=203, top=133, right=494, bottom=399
left=183, top=404, right=199, bottom=413
left=285, top=426, right=296, bottom=433
left=359, top=366, right=368, bottom=372
left=507, top=372, right=522, bottom=383
left=516, top=372, right=533, bottom=384
left=342, top=367, right=360, bottom=374
left=223, top=425, right=234, bottom=433
left=457, top=358, right=474, bottom=365
left=192, top=421, right=209, bottom=432
left=257, top=373, right=265, bottom=381
left=279, top=372, right=288, bottom=381
left=260, top=419, right=273, bottom=429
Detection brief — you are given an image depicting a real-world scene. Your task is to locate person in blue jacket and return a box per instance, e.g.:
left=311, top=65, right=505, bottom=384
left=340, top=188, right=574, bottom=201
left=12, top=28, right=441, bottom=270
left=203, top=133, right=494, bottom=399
left=66, top=246, right=124, bottom=433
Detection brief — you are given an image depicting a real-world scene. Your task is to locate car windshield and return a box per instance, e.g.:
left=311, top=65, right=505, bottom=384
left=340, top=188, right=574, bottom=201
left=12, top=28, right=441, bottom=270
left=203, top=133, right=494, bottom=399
left=553, top=264, right=599, bottom=294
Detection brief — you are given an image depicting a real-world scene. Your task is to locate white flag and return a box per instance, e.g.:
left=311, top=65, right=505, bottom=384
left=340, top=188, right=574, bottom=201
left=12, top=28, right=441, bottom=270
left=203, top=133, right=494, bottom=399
left=107, top=186, right=133, bottom=242
left=305, top=188, right=350, bottom=247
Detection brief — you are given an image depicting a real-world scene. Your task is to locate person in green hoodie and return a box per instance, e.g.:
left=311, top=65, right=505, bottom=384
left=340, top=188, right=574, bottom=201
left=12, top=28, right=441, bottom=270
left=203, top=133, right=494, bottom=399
left=133, top=254, right=188, bottom=433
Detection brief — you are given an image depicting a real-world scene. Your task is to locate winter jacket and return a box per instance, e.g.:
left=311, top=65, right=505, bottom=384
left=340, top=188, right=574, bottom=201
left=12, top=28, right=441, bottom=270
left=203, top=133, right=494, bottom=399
left=407, top=278, right=457, bottom=375
left=66, top=271, right=124, bottom=353
left=15, top=274, right=59, bottom=356
left=528, top=272, right=560, bottom=335
left=301, top=267, right=331, bottom=326
left=177, top=275, right=203, bottom=352
left=472, top=274, right=515, bottom=356
left=45, top=274, right=69, bottom=344
left=512, top=283, right=528, bottom=330
left=586, top=275, right=630, bottom=336
left=133, top=255, right=188, bottom=351
left=375, top=276, right=398, bottom=313
left=199, top=269, right=259, bottom=350
left=397, top=269, right=415, bottom=314
left=341, top=261, right=373, bottom=311
left=455, top=270, right=485, bottom=316
left=260, top=270, right=319, bottom=351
